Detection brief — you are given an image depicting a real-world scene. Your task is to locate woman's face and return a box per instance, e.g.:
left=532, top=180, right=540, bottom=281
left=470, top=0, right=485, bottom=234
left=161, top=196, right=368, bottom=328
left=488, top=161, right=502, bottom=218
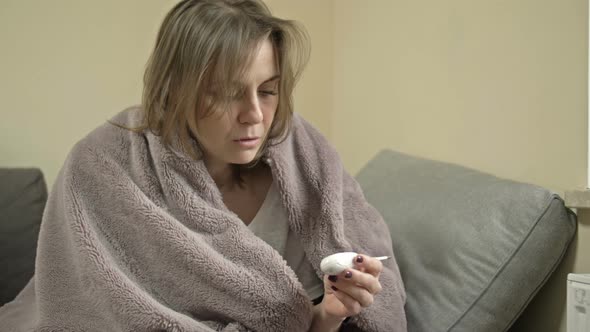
left=196, top=38, right=279, bottom=167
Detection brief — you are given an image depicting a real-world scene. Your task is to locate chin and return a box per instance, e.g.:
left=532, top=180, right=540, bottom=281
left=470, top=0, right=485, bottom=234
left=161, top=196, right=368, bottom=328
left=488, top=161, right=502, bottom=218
left=230, top=151, right=259, bottom=165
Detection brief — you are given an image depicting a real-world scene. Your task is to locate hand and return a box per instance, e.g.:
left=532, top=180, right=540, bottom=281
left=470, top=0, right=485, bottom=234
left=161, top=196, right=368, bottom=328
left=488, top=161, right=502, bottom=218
left=312, top=254, right=384, bottom=330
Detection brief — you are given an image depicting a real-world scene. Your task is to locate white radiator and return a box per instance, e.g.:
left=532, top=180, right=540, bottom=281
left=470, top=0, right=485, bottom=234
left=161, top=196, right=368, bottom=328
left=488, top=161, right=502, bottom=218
left=568, top=274, right=590, bottom=332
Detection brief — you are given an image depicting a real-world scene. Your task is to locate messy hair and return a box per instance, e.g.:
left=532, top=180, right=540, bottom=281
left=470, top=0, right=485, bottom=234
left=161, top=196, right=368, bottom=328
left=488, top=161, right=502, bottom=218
left=136, top=0, right=309, bottom=163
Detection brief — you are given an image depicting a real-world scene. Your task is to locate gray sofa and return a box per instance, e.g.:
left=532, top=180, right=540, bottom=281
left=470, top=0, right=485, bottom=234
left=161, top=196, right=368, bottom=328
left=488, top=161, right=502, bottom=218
left=0, top=149, right=576, bottom=331
left=0, top=168, right=46, bottom=306
left=356, top=150, right=576, bottom=331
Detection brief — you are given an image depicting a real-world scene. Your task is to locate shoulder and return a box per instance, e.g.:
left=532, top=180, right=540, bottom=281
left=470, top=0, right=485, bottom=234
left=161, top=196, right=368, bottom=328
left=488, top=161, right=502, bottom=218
left=290, top=114, right=329, bottom=145
left=287, top=113, right=341, bottom=164
left=66, top=105, right=148, bottom=172
left=267, top=113, right=344, bottom=179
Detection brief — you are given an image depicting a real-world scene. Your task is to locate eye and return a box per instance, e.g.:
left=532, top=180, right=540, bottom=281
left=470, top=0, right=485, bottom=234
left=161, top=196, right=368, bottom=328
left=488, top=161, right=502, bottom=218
left=258, top=90, right=278, bottom=96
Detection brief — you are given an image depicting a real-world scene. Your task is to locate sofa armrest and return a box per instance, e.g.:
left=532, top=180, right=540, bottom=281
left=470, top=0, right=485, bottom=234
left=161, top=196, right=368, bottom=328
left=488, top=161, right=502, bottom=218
left=356, top=150, right=577, bottom=332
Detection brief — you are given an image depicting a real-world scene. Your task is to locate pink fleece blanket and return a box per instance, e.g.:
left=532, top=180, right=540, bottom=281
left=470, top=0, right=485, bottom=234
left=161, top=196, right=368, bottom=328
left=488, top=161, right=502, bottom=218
left=0, top=107, right=406, bottom=331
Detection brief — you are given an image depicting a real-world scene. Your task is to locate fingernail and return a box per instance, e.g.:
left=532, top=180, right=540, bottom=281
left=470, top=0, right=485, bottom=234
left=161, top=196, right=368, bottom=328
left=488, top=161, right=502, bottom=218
left=328, top=275, right=338, bottom=282
left=331, top=286, right=338, bottom=291
left=356, top=255, right=364, bottom=263
left=344, top=270, right=353, bottom=279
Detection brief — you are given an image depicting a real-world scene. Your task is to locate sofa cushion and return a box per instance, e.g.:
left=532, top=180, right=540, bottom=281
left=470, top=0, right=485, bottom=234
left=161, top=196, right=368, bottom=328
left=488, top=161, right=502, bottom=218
left=0, top=168, right=47, bottom=305
left=355, top=150, right=577, bottom=332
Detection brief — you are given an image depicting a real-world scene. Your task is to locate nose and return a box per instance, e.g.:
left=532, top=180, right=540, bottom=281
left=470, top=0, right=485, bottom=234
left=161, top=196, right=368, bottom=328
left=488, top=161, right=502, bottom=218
left=238, top=91, right=263, bottom=125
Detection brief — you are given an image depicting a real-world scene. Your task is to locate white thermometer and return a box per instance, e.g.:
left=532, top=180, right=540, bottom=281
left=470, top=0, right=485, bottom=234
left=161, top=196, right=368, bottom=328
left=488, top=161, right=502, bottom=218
left=320, top=252, right=391, bottom=275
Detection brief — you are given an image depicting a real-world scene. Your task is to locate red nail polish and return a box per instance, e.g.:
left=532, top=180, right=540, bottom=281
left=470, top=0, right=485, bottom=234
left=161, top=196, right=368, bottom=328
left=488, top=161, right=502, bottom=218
left=344, top=271, right=352, bottom=279
left=331, top=286, right=338, bottom=291
left=356, top=255, right=364, bottom=263
left=328, top=275, right=338, bottom=282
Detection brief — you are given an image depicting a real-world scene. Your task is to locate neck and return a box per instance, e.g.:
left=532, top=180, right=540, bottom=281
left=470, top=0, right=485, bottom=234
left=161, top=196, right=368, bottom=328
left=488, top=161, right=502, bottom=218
left=204, top=158, right=236, bottom=190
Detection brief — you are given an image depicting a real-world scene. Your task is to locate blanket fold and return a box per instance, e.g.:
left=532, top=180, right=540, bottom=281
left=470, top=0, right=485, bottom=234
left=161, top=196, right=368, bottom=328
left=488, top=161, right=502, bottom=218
left=0, top=106, right=406, bottom=332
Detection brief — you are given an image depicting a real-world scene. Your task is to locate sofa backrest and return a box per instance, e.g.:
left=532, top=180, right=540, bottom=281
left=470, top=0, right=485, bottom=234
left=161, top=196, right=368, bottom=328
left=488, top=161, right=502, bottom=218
left=0, top=168, right=47, bottom=306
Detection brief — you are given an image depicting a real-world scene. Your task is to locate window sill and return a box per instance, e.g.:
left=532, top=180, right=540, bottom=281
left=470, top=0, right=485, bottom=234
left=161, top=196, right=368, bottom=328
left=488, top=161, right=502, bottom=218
left=564, top=189, right=590, bottom=209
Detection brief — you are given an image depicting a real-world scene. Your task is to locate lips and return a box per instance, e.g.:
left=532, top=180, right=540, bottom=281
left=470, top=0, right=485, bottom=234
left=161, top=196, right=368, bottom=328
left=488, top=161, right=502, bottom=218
left=234, top=137, right=259, bottom=142
left=233, top=137, right=261, bottom=148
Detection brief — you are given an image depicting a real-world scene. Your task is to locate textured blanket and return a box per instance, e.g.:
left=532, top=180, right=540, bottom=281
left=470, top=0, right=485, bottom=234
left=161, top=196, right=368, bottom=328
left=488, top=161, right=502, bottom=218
left=0, top=107, right=406, bottom=331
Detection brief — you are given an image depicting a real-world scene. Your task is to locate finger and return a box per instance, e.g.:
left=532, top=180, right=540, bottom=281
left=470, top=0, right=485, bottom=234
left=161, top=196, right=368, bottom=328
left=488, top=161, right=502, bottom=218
left=330, top=273, right=376, bottom=307
left=339, top=269, right=383, bottom=295
left=330, top=285, right=363, bottom=316
left=332, top=282, right=375, bottom=307
left=353, top=254, right=383, bottom=278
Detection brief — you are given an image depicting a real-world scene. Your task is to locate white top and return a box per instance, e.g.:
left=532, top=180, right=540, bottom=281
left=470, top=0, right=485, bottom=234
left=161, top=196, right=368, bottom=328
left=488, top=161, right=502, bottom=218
left=248, top=181, right=324, bottom=300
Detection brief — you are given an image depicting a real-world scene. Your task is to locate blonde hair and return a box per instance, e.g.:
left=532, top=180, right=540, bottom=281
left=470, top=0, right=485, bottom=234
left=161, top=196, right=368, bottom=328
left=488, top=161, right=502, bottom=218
left=137, top=0, right=309, bottom=163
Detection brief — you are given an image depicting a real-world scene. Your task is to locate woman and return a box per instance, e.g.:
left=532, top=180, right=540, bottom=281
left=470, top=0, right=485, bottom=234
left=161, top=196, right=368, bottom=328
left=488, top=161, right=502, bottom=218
left=0, top=0, right=406, bottom=331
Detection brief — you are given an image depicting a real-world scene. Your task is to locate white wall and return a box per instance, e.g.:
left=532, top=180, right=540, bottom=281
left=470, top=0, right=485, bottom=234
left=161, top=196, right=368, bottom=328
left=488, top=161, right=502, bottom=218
left=0, top=0, right=176, bottom=186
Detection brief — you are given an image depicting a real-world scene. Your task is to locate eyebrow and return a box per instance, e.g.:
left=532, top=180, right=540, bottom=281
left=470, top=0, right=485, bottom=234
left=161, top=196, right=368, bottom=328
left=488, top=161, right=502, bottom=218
left=261, top=75, right=280, bottom=84
left=215, top=75, right=280, bottom=90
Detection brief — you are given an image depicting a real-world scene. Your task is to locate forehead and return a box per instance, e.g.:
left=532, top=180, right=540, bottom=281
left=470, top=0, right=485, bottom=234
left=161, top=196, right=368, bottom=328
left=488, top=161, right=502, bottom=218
left=206, top=38, right=279, bottom=90
left=243, top=38, right=279, bottom=84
